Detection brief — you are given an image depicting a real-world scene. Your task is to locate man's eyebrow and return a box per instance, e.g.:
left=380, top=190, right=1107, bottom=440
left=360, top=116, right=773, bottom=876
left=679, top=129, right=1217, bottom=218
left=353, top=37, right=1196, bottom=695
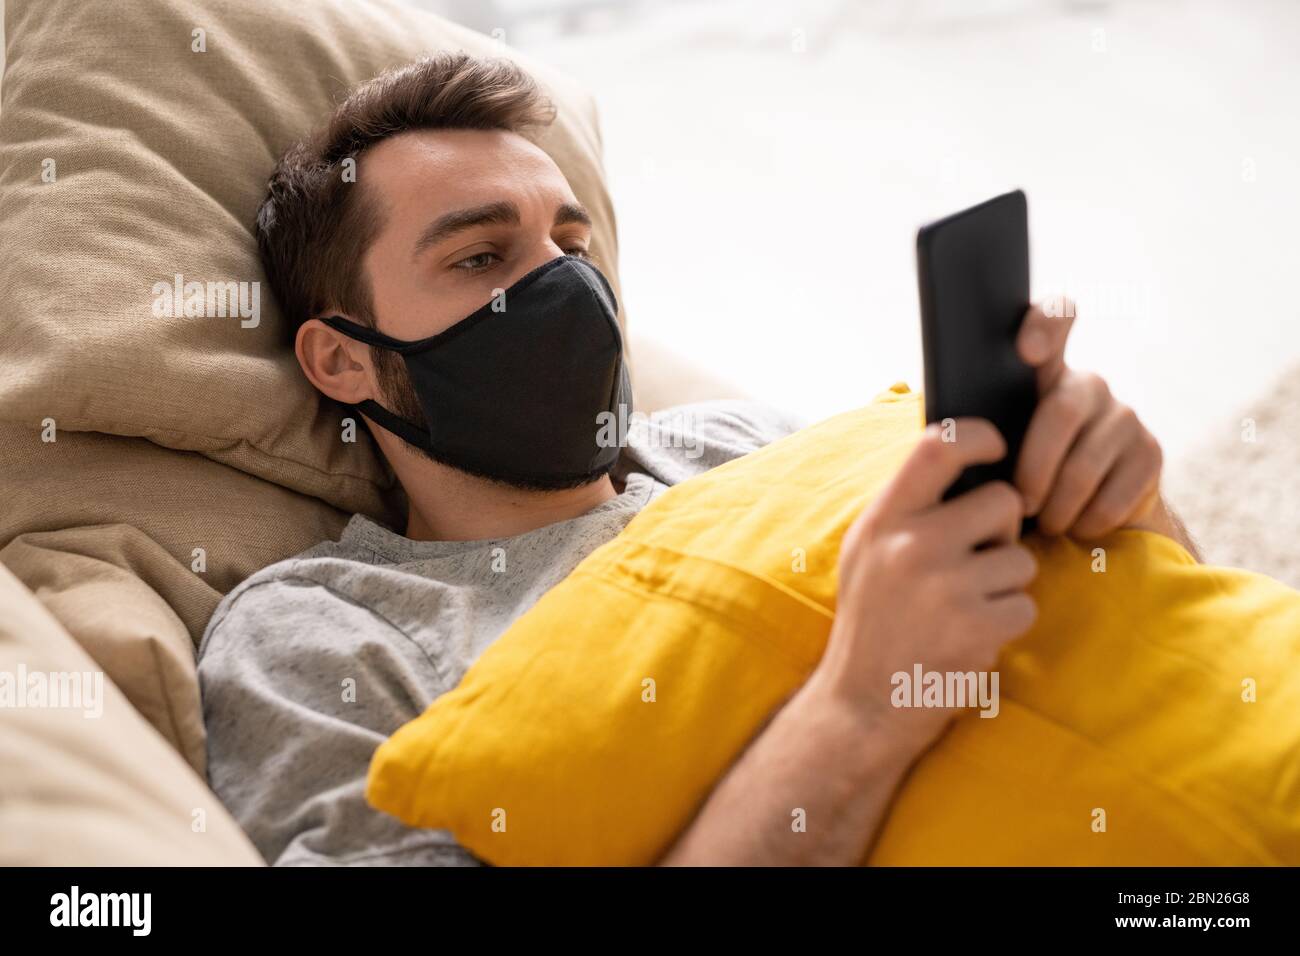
left=554, top=202, right=592, bottom=228
left=412, top=201, right=520, bottom=259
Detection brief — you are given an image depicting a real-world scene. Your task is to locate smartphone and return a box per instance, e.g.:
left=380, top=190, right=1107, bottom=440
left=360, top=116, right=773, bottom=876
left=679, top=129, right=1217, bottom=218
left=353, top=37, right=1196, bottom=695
left=916, top=189, right=1038, bottom=523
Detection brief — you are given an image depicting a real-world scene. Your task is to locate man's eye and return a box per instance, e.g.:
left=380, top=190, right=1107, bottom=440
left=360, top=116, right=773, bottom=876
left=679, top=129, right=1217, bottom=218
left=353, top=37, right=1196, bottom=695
left=565, top=247, right=593, bottom=261
left=453, top=252, right=501, bottom=272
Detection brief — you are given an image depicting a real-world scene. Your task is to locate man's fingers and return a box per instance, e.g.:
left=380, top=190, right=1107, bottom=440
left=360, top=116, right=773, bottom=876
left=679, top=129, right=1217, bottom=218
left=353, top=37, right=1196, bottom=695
left=1017, top=297, right=1076, bottom=392
left=1071, top=429, right=1163, bottom=539
left=963, top=542, right=1038, bottom=598
left=1036, top=401, right=1137, bottom=535
left=877, top=418, right=1007, bottom=517
left=979, top=592, right=1039, bottom=642
left=1014, top=370, right=1110, bottom=515
left=919, top=480, right=1024, bottom=552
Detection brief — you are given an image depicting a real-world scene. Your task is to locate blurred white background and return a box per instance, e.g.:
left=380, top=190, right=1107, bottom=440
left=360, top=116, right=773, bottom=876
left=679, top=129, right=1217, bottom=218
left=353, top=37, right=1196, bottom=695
left=416, top=0, right=1300, bottom=466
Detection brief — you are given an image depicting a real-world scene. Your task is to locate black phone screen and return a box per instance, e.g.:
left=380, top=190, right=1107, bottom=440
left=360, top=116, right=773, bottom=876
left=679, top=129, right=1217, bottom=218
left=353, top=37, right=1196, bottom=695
left=916, top=189, right=1039, bottom=511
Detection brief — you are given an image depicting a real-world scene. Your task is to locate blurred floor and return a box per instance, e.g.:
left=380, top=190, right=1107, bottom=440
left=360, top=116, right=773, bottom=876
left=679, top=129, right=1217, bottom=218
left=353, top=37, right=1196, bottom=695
left=1164, top=355, right=1300, bottom=586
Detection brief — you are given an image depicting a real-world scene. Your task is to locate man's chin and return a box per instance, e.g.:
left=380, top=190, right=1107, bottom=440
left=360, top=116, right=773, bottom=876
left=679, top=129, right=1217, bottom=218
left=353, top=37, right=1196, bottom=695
left=486, top=469, right=613, bottom=493
left=414, top=445, right=613, bottom=493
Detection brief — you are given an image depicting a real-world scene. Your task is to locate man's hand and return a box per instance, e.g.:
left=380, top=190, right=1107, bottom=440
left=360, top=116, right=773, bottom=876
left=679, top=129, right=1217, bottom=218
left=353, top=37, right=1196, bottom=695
left=1013, top=297, right=1163, bottom=539
left=661, top=418, right=1041, bottom=866
left=660, top=304, right=1196, bottom=865
left=817, top=418, right=1037, bottom=750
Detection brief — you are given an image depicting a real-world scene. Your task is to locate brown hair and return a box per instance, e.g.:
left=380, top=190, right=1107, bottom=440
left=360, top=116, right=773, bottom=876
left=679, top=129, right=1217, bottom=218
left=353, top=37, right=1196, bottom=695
left=256, top=52, right=555, bottom=339
left=254, top=52, right=554, bottom=437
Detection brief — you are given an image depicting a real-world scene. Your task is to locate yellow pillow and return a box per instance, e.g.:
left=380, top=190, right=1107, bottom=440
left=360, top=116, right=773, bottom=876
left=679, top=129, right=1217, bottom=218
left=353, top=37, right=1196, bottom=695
left=367, top=385, right=1300, bottom=865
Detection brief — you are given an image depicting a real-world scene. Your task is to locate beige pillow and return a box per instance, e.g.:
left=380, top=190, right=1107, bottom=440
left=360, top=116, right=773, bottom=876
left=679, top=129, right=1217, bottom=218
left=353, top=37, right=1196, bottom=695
left=0, top=0, right=634, bottom=781
left=0, top=0, right=623, bottom=510
left=0, top=561, right=262, bottom=865
left=0, top=0, right=632, bottom=766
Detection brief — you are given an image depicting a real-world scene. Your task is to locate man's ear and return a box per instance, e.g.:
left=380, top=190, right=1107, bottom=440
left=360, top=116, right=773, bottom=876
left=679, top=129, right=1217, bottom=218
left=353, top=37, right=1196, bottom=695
left=294, top=317, right=375, bottom=405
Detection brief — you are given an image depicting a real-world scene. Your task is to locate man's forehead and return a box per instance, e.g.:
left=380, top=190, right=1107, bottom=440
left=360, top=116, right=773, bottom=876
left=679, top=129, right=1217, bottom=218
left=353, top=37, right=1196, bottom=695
left=362, top=128, right=569, bottom=205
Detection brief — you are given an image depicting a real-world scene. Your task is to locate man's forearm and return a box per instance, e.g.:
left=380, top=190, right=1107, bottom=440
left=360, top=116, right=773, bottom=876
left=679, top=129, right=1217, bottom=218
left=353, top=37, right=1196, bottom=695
left=1130, top=493, right=1203, bottom=562
left=658, top=670, right=923, bottom=866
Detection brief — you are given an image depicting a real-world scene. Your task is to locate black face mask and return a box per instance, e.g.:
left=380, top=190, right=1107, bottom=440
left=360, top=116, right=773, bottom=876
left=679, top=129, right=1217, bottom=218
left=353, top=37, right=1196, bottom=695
left=322, top=255, right=632, bottom=489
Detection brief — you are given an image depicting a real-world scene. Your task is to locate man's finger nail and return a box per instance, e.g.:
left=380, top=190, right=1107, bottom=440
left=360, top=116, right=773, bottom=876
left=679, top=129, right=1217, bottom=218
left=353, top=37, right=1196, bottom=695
left=1022, top=327, right=1050, bottom=362
left=1021, top=490, right=1041, bottom=516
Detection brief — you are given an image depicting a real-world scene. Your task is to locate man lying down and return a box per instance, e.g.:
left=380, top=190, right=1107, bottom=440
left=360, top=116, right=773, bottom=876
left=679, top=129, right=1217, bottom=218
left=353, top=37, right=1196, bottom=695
left=198, top=52, right=1202, bottom=866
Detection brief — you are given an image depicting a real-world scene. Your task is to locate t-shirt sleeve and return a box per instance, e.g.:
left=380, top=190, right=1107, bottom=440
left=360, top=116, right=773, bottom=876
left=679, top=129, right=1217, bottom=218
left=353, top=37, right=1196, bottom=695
left=197, top=574, right=482, bottom=867
left=615, top=399, right=810, bottom=486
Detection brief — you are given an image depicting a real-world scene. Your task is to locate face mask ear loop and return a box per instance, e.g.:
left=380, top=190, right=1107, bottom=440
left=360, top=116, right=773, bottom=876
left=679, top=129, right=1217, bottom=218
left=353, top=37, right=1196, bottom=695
left=348, top=399, right=432, bottom=449
left=316, top=316, right=435, bottom=448
left=319, top=314, right=413, bottom=351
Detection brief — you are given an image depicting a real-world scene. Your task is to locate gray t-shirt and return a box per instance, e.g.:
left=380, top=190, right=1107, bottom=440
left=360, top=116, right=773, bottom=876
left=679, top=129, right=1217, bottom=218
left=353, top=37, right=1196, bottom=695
left=198, top=400, right=805, bottom=866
